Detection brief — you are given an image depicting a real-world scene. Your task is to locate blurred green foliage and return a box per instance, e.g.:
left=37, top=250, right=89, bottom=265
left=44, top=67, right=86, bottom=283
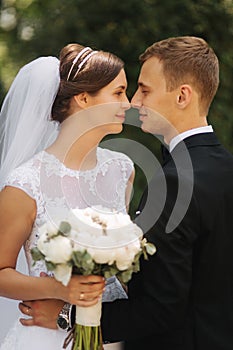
left=1, top=0, right=233, bottom=215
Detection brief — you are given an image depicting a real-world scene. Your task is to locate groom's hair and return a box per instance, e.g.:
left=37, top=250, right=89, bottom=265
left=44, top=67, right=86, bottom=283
left=139, top=36, right=219, bottom=115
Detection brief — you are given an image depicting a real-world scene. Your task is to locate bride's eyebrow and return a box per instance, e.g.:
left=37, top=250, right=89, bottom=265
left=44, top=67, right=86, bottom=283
left=114, top=85, right=127, bottom=90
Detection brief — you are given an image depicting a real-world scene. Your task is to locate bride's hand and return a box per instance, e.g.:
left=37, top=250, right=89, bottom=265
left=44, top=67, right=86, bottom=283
left=40, top=271, right=105, bottom=306
left=18, top=274, right=105, bottom=328
left=64, top=274, right=105, bottom=306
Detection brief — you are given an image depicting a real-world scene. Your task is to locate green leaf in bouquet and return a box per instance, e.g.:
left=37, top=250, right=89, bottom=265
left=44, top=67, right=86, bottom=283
left=118, top=268, right=133, bottom=283
left=72, top=250, right=95, bottom=274
left=58, top=221, right=71, bottom=236
left=81, top=251, right=95, bottom=275
left=145, top=242, right=156, bottom=256
left=103, top=265, right=119, bottom=279
left=31, top=247, right=45, bottom=262
left=72, top=250, right=87, bottom=268
left=140, top=238, right=156, bottom=260
left=45, top=260, right=57, bottom=271
left=92, top=263, right=103, bottom=275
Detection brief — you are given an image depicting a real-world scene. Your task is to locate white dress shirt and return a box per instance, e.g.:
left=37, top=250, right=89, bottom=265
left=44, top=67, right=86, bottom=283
left=169, top=125, right=213, bottom=152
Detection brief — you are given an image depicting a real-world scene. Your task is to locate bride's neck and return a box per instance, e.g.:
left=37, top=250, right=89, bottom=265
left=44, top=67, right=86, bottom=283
left=46, top=118, right=104, bottom=171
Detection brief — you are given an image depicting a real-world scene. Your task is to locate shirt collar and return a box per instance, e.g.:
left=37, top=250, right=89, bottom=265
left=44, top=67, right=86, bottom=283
left=169, top=125, right=213, bottom=152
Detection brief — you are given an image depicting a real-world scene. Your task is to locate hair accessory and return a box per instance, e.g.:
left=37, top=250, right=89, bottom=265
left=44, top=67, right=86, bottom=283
left=67, top=47, right=98, bottom=81
left=67, top=47, right=91, bottom=81
left=73, top=51, right=98, bottom=79
left=73, top=47, right=91, bottom=66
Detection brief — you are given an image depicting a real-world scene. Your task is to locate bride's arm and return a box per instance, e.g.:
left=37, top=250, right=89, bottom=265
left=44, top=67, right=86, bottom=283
left=0, top=186, right=104, bottom=304
left=17, top=169, right=135, bottom=328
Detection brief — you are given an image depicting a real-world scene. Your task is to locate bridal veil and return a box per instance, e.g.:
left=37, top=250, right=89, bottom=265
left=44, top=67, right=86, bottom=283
left=0, top=56, right=60, bottom=188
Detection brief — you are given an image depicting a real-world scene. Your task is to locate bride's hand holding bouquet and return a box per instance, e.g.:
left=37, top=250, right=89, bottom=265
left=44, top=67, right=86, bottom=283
left=63, top=274, right=105, bottom=307
left=31, top=206, right=156, bottom=350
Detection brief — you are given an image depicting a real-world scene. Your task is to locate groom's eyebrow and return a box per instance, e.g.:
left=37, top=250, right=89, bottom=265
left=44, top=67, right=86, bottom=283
left=138, top=82, right=149, bottom=88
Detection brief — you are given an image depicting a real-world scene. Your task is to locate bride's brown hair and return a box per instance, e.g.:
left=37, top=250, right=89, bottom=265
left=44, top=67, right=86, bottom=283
left=51, top=43, right=124, bottom=123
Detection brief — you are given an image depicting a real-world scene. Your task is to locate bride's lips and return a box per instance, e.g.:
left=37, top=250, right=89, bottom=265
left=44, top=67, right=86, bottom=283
left=115, top=114, right=125, bottom=121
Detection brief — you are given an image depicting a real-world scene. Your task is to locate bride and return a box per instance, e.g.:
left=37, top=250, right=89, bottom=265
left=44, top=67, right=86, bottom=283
left=0, top=43, right=134, bottom=349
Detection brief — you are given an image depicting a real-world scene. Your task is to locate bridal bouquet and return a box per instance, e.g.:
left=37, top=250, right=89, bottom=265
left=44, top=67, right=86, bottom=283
left=31, top=206, right=156, bottom=350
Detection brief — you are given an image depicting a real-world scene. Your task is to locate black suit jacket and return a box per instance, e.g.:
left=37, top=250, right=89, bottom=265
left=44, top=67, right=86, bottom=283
left=101, top=133, right=233, bottom=350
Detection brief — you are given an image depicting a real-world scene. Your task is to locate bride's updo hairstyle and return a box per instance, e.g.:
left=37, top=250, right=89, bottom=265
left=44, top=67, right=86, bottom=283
left=51, top=43, right=124, bottom=123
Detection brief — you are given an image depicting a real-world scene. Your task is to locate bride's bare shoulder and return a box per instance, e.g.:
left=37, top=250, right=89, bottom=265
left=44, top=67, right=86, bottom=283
left=0, top=186, right=36, bottom=223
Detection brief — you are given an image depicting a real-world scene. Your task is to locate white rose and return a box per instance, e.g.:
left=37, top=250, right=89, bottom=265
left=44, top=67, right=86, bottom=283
left=53, top=263, right=72, bottom=286
left=37, top=235, right=72, bottom=264
left=115, top=246, right=132, bottom=270
left=46, top=221, right=60, bottom=236
left=87, top=236, right=116, bottom=264
left=97, top=211, right=131, bottom=229
left=71, top=207, right=136, bottom=236
left=127, top=239, right=141, bottom=255
left=71, top=208, right=103, bottom=236
left=37, top=231, right=50, bottom=252
left=115, top=240, right=141, bottom=271
left=38, top=220, right=61, bottom=239
left=71, top=231, right=94, bottom=252
left=69, top=207, right=144, bottom=269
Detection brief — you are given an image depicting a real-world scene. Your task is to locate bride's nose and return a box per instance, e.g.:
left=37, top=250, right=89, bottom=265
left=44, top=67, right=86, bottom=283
left=121, top=99, right=131, bottom=111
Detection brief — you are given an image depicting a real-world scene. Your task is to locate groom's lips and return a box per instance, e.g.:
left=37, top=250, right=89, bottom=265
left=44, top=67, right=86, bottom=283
left=139, top=113, right=147, bottom=121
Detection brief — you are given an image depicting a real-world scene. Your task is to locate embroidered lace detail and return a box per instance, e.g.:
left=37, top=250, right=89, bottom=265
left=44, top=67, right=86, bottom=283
left=3, top=147, right=133, bottom=300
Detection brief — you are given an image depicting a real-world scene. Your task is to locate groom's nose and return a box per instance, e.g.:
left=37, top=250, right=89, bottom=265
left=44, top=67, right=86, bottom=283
left=131, top=90, right=142, bottom=109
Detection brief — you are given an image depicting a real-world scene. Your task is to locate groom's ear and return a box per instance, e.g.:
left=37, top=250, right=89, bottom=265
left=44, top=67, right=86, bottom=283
left=176, top=84, right=192, bottom=109
left=73, top=93, right=88, bottom=108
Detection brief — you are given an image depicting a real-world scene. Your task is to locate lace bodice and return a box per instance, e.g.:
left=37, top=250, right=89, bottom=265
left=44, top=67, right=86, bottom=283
left=4, top=147, right=133, bottom=288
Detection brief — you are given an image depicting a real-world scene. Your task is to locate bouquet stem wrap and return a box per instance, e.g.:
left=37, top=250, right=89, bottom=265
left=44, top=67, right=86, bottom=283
left=72, top=300, right=103, bottom=350
left=76, top=299, right=102, bottom=326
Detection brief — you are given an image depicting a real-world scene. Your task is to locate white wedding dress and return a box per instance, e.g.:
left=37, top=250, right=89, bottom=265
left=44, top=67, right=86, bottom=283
left=0, top=147, right=133, bottom=350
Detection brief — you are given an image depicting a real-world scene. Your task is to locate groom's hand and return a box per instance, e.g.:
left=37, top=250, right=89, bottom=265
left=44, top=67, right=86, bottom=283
left=18, top=271, right=64, bottom=329
left=18, top=272, right=105, bottom=329
left=19, top=299, right=64, bottom=329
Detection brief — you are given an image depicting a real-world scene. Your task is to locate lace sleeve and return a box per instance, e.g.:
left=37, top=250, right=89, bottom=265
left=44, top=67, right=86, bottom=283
left=100, top=148, right=134, bottom=181
left=3, top=160, right=40, bottom=202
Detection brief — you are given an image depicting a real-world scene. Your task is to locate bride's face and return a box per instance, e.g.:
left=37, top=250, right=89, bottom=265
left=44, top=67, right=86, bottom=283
left=82, top=69, right=130, bottom=134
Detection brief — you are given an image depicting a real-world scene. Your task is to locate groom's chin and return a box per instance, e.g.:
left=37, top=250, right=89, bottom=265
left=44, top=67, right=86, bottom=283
left=140, top=124, right=151, bottom=134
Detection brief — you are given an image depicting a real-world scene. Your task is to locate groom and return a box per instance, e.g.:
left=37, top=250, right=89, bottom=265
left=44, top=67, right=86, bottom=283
left=20, top=36, right=233, bottom=350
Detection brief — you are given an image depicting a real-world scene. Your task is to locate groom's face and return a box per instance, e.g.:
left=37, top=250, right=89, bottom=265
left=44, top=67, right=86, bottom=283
left=131, top=57, right=177, bottom=135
